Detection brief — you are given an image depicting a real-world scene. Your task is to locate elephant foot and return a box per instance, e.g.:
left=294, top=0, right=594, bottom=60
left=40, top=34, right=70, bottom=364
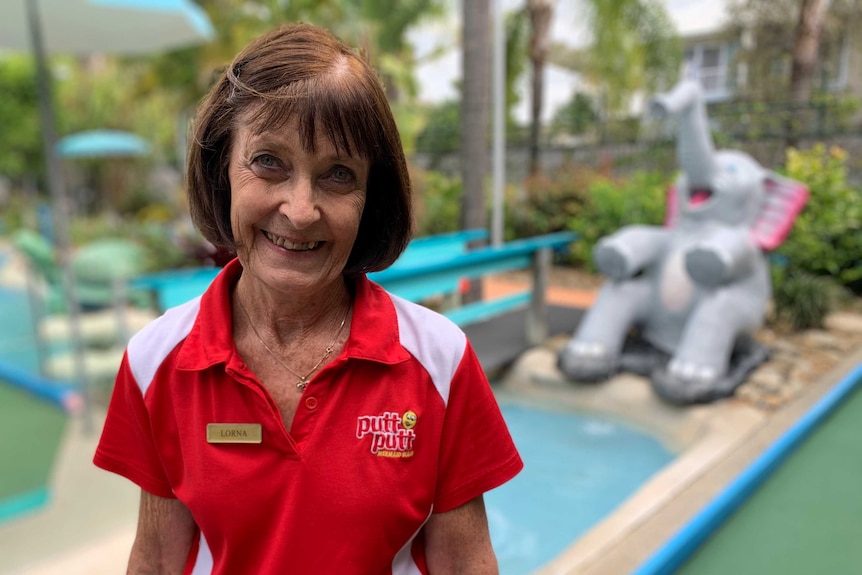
left=651, top=360, right=729, bottom=405
left=652, top=342, right=771, bottom=405
left=557, top=340, right=619, bottom=382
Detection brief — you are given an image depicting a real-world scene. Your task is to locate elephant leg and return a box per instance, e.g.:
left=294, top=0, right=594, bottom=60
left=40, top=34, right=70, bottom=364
left=652, top=287, right=766, bottom=403
left=558, top=279, right=652, bottom=381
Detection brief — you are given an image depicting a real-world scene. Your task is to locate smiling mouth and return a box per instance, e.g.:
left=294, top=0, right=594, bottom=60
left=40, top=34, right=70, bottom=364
left=263, top=231, right=321, bottom=251
left=689, top=188, right=713, bottom=207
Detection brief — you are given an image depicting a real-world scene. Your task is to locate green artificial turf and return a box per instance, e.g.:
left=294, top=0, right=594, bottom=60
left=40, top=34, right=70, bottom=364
left=0, top=381, right=67, bottom=503
left=677, top=383, right=862, bottom=575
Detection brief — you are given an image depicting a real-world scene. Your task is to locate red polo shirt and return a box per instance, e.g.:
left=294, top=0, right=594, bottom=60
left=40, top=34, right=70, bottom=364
left=94, top=259, right=523, bottom=574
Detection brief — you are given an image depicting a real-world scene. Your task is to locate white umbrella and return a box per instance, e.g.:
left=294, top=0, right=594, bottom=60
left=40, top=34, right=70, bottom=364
left=0, top=0, right=214, bottom=55
left=0, top=0, right=214, bottom=430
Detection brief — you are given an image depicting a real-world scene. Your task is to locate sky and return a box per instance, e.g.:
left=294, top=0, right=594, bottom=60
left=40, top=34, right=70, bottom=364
left=408, top=0, right=731, bottom=122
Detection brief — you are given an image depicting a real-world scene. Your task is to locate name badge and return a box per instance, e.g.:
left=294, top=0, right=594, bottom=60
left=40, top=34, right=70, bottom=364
left=207, top=423, right=262, bottom=444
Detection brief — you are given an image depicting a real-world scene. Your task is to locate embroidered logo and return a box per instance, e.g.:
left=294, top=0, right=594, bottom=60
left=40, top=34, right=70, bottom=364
left=356, top=411, right=416, bottom=458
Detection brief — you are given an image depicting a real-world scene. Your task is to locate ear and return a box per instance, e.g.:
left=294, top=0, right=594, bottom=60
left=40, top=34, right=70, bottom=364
left=751, top=173, right=809, bottom=251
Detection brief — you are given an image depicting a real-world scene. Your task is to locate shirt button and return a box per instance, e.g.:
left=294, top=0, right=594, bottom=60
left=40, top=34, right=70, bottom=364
left=304, top=396, right=318, bottom=410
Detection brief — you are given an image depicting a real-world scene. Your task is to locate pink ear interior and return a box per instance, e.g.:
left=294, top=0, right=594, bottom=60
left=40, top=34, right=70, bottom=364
left=751, top=177, right=809, bottom=251
left=664, top=185, right=679, bottom=227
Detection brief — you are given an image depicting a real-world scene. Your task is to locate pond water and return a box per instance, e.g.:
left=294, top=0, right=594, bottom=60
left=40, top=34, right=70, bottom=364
left=488, top=401, right=674, bottom=575
left=0, top=287, right=41, bottom=375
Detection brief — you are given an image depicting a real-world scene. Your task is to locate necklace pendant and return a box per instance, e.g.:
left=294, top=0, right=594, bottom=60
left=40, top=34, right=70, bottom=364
left=296, top=379, right=308, bottom=391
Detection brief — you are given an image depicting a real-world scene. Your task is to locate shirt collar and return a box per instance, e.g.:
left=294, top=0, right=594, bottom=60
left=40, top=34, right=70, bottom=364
left=175, top=259, right=410, bottom=372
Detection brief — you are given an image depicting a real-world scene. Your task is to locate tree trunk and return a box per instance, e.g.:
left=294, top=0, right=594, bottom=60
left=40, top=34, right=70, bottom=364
left=787, top=0, right=831, bottom=147
left=460, top=0, right=490, bottom=302
left=460, top=0, right=490, bottom=232
left=790, top=0, right=831, bottom=102
left=527, top=0, right=553, bottom=177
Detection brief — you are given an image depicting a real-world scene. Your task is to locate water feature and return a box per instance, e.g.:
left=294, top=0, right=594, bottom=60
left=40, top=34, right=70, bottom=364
left=488, top=401, right=674, bottom=575
left=0, top=286, right=41, bottom=375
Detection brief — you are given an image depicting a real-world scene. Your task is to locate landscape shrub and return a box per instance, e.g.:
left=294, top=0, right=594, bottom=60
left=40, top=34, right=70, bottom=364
left=410, top=167, right=463, bottom=237
left=568, top=171, right=669, bottom=269
left=510, top=164, right=669, bottom=269
left=776, top=144, right=862, bottom=294
left=508, top=163, right=597, bottom=242
left=770, top=265, right=843, bottom=330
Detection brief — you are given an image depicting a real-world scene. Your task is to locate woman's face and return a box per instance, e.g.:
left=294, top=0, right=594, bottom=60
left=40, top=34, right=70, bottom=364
left=228, top=115, right=368, bottom=296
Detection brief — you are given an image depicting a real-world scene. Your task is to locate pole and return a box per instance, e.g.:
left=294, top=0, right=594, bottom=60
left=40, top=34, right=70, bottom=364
left=491, top=0, right=506, bottom=246
left=26, top=0, right=93, bottom=432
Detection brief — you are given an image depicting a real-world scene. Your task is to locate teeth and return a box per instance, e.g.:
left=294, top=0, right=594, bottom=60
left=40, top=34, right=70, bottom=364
left=264, top=232, right=318, bottom=251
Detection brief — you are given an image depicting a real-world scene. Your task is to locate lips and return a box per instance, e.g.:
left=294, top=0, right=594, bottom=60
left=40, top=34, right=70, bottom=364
left=689, top=188, right=713, bottom=207
left=263, top=230, right=320, bottom=251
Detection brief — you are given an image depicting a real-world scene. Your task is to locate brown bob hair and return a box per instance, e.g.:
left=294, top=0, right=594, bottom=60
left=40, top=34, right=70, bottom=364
left=186, top=23, right=413, bottom=275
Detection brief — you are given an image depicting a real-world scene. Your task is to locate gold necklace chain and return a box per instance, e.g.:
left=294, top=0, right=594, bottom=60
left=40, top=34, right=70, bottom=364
left=237, top=298, right=350, bottom=391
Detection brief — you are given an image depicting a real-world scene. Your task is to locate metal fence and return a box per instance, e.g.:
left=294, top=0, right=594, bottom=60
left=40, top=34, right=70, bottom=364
left=412, top=99, right=862, bottom=185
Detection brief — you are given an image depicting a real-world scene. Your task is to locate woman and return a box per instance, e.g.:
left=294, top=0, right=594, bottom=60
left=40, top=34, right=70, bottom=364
left=95, top=23, right=523, bottom=574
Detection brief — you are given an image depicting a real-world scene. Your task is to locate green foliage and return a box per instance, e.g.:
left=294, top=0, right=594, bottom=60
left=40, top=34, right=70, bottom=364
left=411, top=168, right=463, bottom=236
left=508, top=164, right=671, bottom=268
left=504, top=7, right=529, bottom=121
left=67, top=214, right=209, bottom=272
left=581, top=0, right=682, bottom=112
left=550, top=92, right=597, bottom=137
left=0, top=56, right=43, bottom=185
left=415, top=5, right=534, bottom=159
left=567, top=170, right=669, bottom=268
left=776, top=144, right=862, bottom=294
left=509, top=164, right=596, bottom=240
left=0, top=192, right=36, bottom=236
left=771, top=268, right=840, bottom=330
left=708, top=97, right=861, bottom=142
left=415, top=100, right=461, bottom=157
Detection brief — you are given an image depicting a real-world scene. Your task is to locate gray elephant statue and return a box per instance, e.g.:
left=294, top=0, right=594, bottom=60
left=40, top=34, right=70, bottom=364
left=558, top=78, right=809, bottom=404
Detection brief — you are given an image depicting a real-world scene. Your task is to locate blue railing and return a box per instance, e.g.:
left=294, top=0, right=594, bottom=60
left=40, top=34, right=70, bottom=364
left=132, top=230, right=578, bottom=339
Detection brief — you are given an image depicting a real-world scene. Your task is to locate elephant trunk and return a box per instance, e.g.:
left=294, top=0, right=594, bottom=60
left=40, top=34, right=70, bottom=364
left=649, top=80, right=717, bottom=189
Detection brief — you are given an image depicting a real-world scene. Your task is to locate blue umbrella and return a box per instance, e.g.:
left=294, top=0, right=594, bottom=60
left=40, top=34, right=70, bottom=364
left=57, top=130, right=151, bottom=158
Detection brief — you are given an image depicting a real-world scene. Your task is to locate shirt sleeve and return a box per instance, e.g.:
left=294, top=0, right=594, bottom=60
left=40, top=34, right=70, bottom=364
left=93, top=352, right=175, bottom=498
left=433, top=341, right=523, bottom=513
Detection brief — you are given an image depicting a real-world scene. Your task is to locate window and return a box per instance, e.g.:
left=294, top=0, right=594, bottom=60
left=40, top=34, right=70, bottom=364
left=819, top=34, right=850, bottom=92
left=684, top=42, right=734, bottom=101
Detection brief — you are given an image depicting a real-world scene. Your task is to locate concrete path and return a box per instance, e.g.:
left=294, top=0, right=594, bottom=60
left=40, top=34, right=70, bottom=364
left=0, top=414, right=138, bottom=575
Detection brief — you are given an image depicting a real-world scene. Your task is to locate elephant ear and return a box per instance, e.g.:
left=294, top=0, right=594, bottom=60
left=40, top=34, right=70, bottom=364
left=751, top=174, right=809, bottom=251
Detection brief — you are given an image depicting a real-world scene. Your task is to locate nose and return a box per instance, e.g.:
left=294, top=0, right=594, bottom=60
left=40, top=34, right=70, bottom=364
left=278, top=177, right=319, bottom=230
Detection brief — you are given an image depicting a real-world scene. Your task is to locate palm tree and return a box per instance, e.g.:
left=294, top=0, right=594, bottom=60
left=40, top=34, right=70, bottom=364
left=550, top=0, right=679, bottom=116
left=459, top=0, right=490, bottom=302
left=460, top=0, right=490, bottom=235
left=527, top=0, right=554, bottom=176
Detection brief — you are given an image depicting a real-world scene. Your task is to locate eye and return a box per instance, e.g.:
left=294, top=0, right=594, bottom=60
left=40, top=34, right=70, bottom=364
left=330, top=165, right=356, bottom=182
left=253, top=154, right=280, bottom=169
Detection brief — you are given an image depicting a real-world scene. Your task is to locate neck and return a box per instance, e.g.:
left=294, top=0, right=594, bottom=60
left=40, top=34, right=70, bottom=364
left=234, top=275, right=352, bottom=345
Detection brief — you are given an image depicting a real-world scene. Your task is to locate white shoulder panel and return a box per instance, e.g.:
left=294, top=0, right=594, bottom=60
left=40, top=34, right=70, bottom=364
left=126, top=297, right=202, bottom=396
left=390, top=294, right=467, bottom=406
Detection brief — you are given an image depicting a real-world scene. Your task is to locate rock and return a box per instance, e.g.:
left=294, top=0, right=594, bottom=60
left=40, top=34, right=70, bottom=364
left=824, top=312, right=862, bottom=335
left=800, top=330, right=841, bottom=350
left=734, top=307, right=862, bottom=411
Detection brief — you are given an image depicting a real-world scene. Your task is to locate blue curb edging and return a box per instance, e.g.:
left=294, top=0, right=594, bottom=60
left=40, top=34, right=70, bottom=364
left=0, top=487, right=50, bottom=525
left=0, top=360, right=81, bottom=413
